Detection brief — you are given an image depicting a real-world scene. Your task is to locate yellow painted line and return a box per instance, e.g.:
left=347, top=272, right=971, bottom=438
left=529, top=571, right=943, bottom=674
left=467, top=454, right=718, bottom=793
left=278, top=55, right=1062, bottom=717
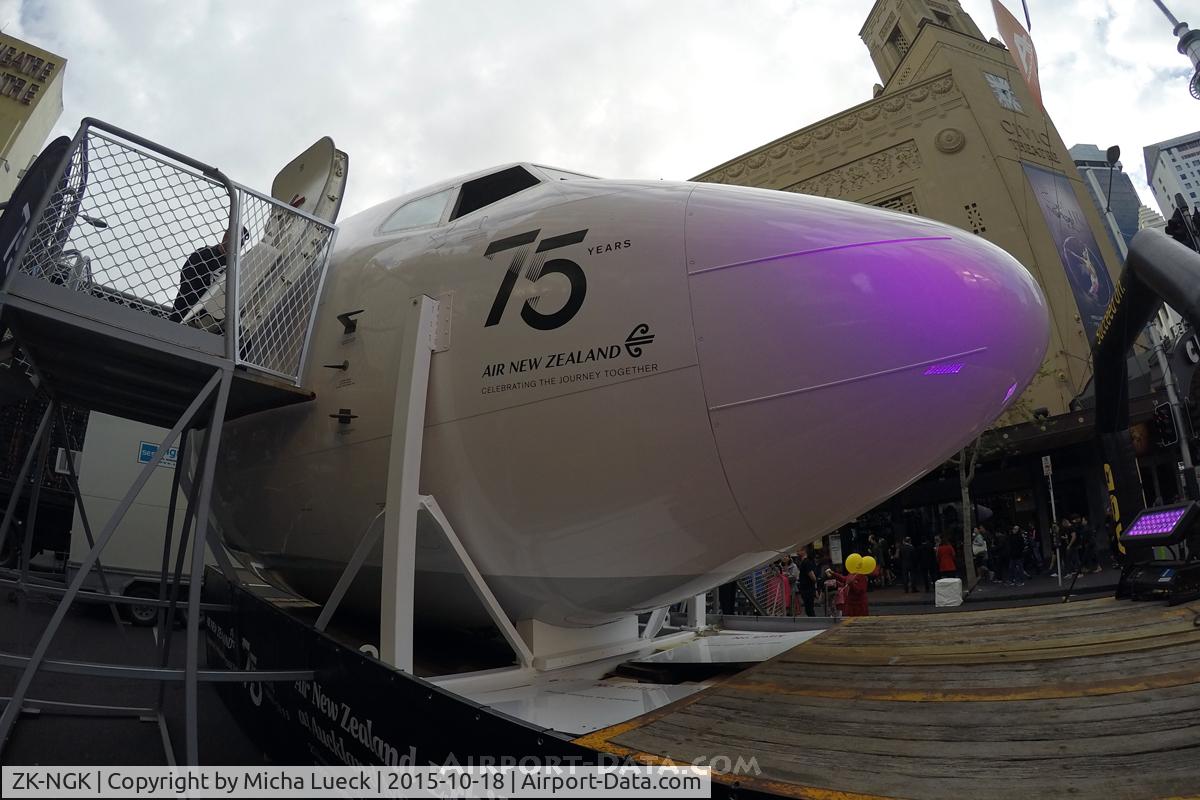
left=720, top=665, right=1200, bottom=702
left=778, top=627, right=1200, bottom=666
left=573, top=674, right=719, bottom=750
left=573, top=721, right=648, bottom=751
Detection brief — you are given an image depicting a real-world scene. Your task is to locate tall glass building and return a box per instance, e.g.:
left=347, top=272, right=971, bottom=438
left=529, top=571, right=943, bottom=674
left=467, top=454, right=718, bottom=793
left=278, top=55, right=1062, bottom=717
left=1070, top=143, right=1141, bottom=258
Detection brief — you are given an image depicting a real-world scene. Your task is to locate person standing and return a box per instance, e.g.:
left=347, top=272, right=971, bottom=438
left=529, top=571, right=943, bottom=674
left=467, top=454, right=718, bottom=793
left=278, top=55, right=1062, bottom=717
left=1063, top=517, right=1079, bottom=575
left=1006, top=525, right=1027, bottom=586
left=921, top=536, right=939, bottom=592
left=1047, top=523, right=1061, bottom=578
left=1078, top=516, right=1101, bottom=573
left=825, top=566, right=869, bottom=616
left=993, top=527, right=1010, bottom=584
left=170, top=226, right=249, bottom=322
left=796, top=546, right=819, bottom=617
left=1025, top=524, right=1044, bottom=575
left=937, top=536, right=957, bottom=579
left=1105, top=513, right=1123, bottom=570
left=899, top=536, right=917, bottom=593
left=871, top=534, right=888, bottom=588
left=768, top=559, right=791, bottom=615
left=971, top=526, right=990, bottom=582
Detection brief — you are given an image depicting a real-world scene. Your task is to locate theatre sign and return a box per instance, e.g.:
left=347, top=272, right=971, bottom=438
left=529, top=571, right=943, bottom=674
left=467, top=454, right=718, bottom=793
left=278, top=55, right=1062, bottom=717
left=0, top=41, right=59, bottom=106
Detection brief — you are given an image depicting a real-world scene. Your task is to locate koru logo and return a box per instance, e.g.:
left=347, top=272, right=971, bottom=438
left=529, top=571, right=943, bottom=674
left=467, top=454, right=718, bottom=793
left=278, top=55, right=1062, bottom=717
left=624, top=324, right=654, bottom=358
left=483, top=228, right=587, bottom=331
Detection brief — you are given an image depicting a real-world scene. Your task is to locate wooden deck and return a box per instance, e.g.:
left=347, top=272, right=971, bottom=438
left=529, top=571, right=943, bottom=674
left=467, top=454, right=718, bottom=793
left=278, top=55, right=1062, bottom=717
left=576, top=598, right=1200, bottom=799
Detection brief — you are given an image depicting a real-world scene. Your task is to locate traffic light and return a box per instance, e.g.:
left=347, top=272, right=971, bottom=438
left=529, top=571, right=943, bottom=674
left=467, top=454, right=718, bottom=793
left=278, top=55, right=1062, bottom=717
left=1166, top=209, right=1197, bottom=251
left=1154, top=402, right=1179, bottom=447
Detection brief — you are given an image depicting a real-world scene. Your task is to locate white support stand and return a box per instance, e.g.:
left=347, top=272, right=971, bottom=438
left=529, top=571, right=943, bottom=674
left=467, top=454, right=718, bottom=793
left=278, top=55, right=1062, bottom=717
left=375, top=295, right=694, bottom=675
left=641, top=607, right=668, bottom=640
left=380, top=295, right=439, bottom=672
left=686, top=592, right=708, bottom=629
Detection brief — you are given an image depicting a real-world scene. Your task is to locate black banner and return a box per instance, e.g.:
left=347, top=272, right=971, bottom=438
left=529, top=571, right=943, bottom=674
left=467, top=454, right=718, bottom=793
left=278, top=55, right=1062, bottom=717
left=203, top=570, right=592, bottom=769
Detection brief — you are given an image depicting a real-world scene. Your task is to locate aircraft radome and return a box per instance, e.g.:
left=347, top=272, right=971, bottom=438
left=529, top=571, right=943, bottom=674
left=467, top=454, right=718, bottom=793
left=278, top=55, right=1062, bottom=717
left=210, top=162, right=1050, bottom=629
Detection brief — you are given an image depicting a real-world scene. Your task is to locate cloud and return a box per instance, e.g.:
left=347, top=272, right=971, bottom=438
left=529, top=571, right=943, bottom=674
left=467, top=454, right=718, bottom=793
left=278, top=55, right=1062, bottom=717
left=1, top=0, right=1193, bottom=218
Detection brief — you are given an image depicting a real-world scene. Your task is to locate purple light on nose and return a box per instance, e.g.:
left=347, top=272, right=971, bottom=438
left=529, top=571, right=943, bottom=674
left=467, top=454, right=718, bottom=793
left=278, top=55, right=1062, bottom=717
left=924, top=363, right=963, bottom=375
left=1004, top=382, right=1017, bottom=404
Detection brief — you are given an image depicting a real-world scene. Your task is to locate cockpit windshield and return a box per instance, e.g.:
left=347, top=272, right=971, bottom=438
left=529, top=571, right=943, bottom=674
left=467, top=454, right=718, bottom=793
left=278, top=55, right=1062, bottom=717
left=449, top=165, right=541, bottom=221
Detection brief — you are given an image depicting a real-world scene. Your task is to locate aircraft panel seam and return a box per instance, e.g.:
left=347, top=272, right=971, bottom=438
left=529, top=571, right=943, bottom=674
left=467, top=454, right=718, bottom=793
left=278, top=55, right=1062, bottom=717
left=689, top=235, right=953, bottom=276
left=707, top=346, right=990, bottom=412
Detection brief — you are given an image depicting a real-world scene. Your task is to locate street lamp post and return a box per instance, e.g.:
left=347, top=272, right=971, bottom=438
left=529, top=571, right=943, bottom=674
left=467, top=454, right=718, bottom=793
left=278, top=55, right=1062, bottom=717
left=1150, top=0, right=1200, bottom=98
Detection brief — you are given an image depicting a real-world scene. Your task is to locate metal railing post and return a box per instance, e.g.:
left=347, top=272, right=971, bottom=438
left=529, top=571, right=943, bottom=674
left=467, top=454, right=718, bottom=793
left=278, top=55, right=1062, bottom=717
left=225, top=193, right=241, bottom=363
left=184, top=367, right=232, bottom=765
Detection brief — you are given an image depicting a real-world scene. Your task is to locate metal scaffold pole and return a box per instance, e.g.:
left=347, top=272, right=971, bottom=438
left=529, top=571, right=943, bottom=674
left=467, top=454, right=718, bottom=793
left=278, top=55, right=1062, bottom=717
left=0, top=370, right=223, bottom=755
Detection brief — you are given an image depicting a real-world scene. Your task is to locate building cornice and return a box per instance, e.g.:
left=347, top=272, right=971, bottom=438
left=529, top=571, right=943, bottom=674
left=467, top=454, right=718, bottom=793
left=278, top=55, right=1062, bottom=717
left=692, top=71, right=960, bottom=185
left=883, top=21, right=1009, bottom=90
left=859, top=0, right=892, bottom=39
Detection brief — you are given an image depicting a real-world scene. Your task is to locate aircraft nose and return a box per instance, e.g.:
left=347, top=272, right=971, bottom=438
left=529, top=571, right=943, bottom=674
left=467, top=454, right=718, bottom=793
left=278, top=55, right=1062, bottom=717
left=685, top=186, right=1049, bottom=548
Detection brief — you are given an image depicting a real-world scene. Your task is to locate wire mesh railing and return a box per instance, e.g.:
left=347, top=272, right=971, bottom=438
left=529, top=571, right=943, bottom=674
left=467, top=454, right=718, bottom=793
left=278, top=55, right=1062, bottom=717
left=736, top=564, right=783, bottom=615
left=11, top=119, right=334, bottom=385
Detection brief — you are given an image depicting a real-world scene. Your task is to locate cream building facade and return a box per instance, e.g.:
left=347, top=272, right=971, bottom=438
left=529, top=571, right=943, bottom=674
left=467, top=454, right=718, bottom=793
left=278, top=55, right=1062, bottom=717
left=0, top=32, right=65, bottom=202
left=693, top=0, right=1123, bottom=429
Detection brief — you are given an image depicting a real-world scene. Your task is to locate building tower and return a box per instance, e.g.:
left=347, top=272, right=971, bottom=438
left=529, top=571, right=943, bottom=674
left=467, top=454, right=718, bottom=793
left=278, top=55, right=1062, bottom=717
left=1139, top=204, right=1168, bottom=233
left=860, top=0, right=984, bottom=83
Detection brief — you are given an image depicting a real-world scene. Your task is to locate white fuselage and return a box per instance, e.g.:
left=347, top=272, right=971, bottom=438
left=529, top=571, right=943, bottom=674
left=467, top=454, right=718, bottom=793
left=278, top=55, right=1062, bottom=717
left=214, top=167, right=1049, bottom=627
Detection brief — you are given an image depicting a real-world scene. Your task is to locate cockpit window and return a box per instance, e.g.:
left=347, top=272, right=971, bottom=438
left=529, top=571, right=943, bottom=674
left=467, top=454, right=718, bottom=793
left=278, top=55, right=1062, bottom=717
left=449, top=166, right=541, bottom=221
left=380, top=188, right=453, bottom=233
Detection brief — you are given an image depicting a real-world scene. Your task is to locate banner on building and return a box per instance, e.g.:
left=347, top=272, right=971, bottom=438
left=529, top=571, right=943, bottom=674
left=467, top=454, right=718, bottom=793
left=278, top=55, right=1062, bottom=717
left=992, top=0, right=1042, bottom=108
left=1023, top=162, right=1114, bottom=343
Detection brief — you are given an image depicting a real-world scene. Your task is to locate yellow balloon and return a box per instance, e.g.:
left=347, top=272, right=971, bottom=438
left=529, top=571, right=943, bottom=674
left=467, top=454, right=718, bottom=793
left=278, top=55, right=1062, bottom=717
left=861, top=555, right=877, bottom=575
left=845, top=553, right=863, bottom=574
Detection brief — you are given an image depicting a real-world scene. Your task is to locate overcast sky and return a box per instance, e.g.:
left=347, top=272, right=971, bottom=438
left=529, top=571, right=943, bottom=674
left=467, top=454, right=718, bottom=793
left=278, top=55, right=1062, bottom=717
left=1, top=0, right=1195, bottom=217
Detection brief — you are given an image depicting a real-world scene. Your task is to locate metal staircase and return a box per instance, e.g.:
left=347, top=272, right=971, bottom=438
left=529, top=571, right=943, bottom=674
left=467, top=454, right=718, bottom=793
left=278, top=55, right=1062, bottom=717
left=0, top=119, right=334, bottom=763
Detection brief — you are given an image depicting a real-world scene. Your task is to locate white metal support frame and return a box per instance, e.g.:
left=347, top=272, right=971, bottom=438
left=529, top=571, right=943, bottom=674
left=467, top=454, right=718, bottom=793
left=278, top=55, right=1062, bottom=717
left=687, top=593, right=708, bottom=629
left=380, top=295, right=440, bottom=672
left=365, top=293, right=692, bottom=674
left=419, top=496, right=533, bottom=668
left=372, top=294, right=536, bottom=672
left=641, top=607, right=669, bottom=640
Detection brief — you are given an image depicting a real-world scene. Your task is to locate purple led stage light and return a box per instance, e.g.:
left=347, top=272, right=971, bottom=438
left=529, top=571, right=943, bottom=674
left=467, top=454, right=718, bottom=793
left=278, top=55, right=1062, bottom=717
left=1124, top=507, right=1189, bottom=538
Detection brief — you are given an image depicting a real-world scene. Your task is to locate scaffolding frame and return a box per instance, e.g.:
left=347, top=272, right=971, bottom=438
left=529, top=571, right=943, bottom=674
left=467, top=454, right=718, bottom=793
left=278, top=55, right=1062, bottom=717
left=0, top=119, right=328, bottom=764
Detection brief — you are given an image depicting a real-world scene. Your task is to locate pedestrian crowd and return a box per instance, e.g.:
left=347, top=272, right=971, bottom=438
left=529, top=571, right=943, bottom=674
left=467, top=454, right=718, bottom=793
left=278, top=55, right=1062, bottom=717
left=746, top=513, right=1123, bottom=618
